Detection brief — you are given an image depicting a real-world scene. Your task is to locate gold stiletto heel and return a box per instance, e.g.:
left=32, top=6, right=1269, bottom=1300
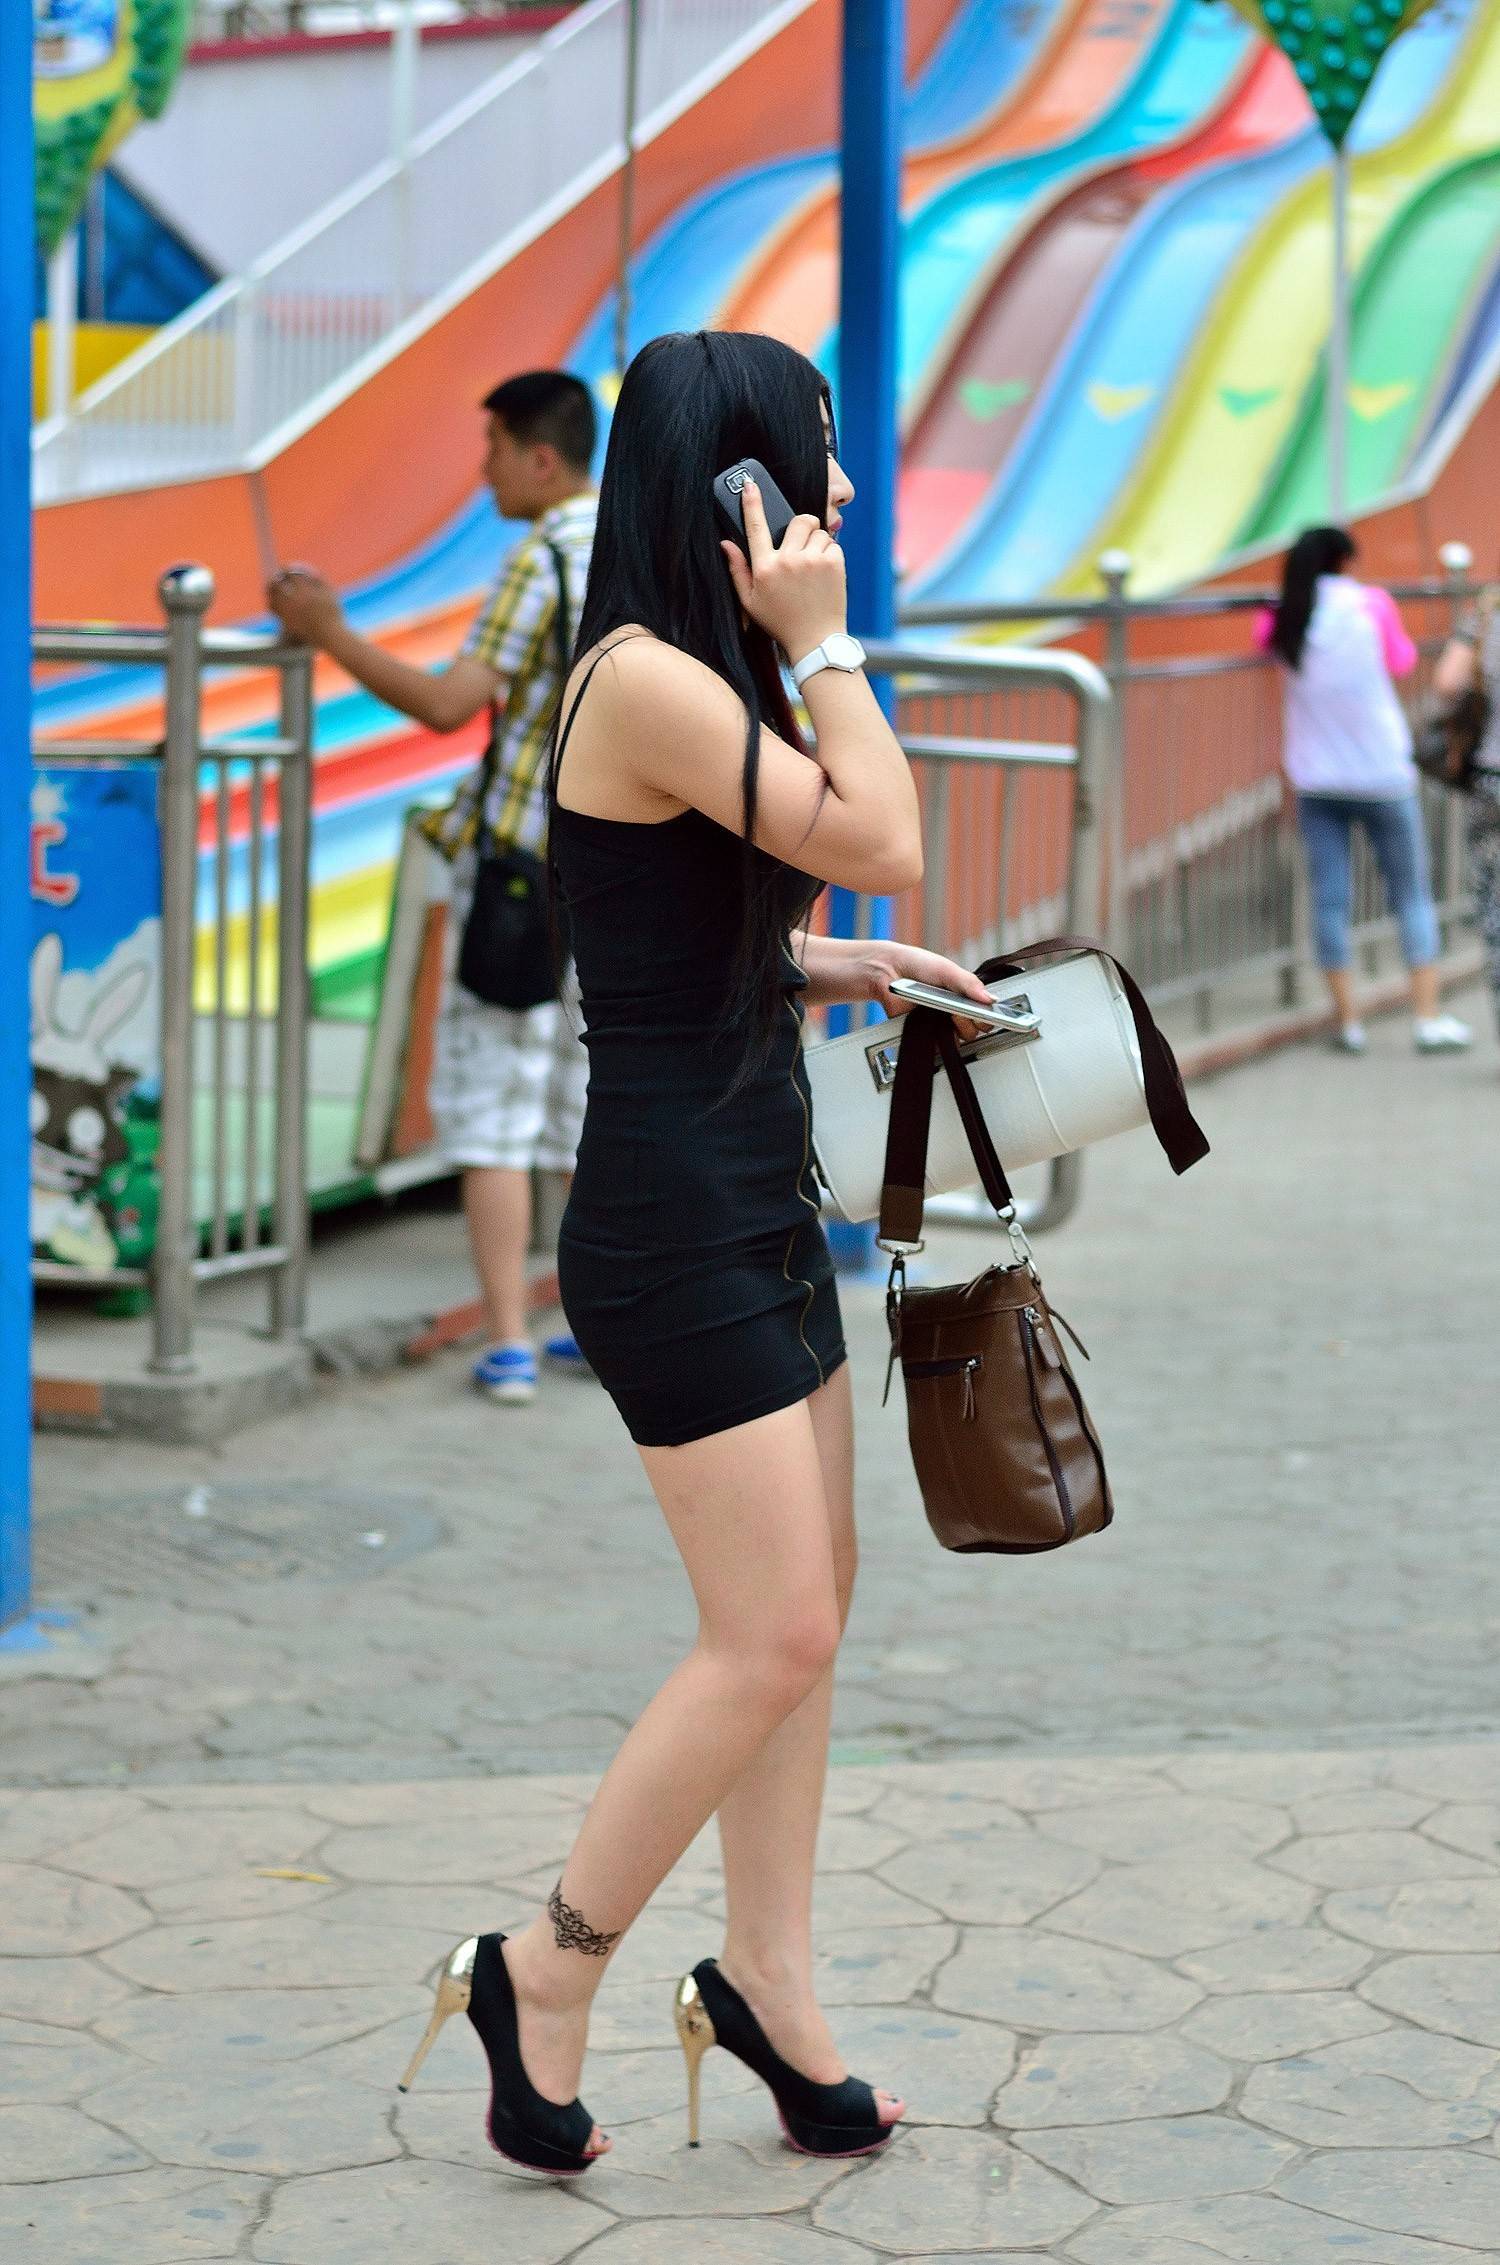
left=673, top=1971, right=718, bottom=2147
left=676, top=1958, right=898, bottom=2159
left=399, top=1937, right=477, bottom=2092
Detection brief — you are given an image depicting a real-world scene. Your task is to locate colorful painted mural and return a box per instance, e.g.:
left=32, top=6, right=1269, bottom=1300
left=29, top=765, right=161, bottom=1272
left=33, top=0, right=193, bottom=256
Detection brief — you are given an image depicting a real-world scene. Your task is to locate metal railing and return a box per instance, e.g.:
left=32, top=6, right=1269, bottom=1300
left=847, top=640, right=1114, bottom=1235
left=33, top=0, right=811, bottom=501
left=194, top=3, right=571, bottom=32
left=32, top=569, right=313, bottom=1372
left=901, top=545, right=1481, bottom=1039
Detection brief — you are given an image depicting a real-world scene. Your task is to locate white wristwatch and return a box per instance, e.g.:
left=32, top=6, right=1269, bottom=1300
left=790, top=633, right=866, bottom=692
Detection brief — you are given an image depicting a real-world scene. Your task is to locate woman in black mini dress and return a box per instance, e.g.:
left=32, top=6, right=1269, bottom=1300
left=401, top=332, right=991, bottom=2175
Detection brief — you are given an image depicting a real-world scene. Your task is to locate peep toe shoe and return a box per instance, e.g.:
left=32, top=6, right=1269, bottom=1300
left=399, top=1933, right=603, bottom=2176
left=673, top=1958, right=897, bottom=2159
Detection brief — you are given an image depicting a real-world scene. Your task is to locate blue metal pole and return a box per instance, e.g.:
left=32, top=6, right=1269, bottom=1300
left=829, top=0, right=903, bottom=1270
left=0, top=11, right=35, bottom=1634
left=837, top=0, right=902, bottom=652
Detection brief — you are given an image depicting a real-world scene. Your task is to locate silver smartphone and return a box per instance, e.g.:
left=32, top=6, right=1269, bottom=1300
left=887, top=977, right=1040, bottom=1034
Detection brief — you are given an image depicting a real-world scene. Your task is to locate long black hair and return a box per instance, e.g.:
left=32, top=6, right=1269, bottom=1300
left=1270, top=525, right=1356, bottom=669
left=562, top=330, right=834, bottom=1039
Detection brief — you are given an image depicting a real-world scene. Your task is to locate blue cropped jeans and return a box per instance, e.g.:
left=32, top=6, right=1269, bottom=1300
left=1295, top=790, right=1439, bottom=971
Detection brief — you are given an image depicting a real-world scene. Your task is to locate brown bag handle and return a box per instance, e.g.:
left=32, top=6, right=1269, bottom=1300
left=977, top=939, right=1208, bottom=1177
left=878, top=939, right=1209, bottom=1248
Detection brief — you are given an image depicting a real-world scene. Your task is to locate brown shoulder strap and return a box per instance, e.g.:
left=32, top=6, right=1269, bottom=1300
left=977, top=939, right=1208, bottom=1178
left=879, top=1009, right=1014, bottom=1245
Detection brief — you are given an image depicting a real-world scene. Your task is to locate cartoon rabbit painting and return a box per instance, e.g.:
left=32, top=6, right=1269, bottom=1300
left=30, top=932, right=152, bottom=1270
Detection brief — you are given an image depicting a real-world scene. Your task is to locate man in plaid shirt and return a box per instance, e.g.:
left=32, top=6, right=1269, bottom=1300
left=268, top=372, right=597, bottom=1407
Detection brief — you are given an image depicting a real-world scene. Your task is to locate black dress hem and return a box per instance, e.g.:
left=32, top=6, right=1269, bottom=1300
left=623, top=1342, right=849, bottom=1451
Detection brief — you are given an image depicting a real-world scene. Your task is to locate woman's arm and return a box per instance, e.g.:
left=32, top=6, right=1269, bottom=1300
left=790, top=929, right=994, bottom=1017
left=1364, top=585, right=1419, bottom=679
left=1432, top=633, right=1479, bottom=702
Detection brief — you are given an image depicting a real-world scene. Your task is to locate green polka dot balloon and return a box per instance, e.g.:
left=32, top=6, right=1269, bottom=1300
left=1225, top=0, right=1440, bottom=145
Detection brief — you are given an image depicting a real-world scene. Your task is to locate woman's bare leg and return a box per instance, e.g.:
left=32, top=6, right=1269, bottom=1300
left=1324, top=966, right=1358, bottom=1027
left=713, top=1364, right=903, bottom=2125
left=500, top=1397, right=843, bottom=2147
left=1410, top=963, right=1441, bottom=1020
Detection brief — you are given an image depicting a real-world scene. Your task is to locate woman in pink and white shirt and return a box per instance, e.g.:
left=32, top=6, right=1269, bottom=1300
left=1257, top=526, right=1469, bottom=1054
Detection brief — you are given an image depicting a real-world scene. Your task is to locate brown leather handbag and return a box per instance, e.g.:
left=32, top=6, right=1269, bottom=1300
left=880, top=941, right=1208, bottom=1555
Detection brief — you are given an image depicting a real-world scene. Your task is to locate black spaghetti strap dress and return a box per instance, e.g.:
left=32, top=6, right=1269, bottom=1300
left=550, top=656, right=846, bottom=1449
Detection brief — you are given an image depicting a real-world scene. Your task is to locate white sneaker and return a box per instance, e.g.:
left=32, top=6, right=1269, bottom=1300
left=1330, top=1022, right=1367, bottom=1054
left=1413, top=1013, right=1473, bottom=1053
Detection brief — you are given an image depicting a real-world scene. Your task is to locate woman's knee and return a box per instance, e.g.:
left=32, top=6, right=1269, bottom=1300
left=773, top=1603, right=843, bottom=1694
left=716, top=1601, right=842, bottom=1709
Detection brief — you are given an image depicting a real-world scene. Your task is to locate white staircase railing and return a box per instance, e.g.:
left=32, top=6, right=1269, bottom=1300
left=33, top=0, right=814, bottom=504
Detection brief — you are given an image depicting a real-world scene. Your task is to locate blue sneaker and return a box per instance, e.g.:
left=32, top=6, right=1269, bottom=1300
left=543, top=1333, right=594, bottom=1380
left=473, top=1342, right=537, bottom=1405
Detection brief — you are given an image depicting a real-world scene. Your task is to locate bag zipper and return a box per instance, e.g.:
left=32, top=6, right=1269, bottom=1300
left=1019, top=1307, right=1074, bottom=1537
left=902, top=1353, right=983, bottom=1420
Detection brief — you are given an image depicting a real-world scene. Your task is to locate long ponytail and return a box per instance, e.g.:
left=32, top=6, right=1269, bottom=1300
left=1270, top=525, right=1356, bottom=669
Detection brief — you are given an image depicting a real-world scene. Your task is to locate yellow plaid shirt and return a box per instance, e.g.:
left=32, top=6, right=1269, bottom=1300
left=423, top=492, right=596, bottom=859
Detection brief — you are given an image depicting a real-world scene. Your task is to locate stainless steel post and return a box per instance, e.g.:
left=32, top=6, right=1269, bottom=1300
left=150, top=565, right=215, bottom=1374
left=1096, top=549, right=1132, bottom=955
left=1437, top=540, right=1476, bottom=949
left=921, top=760, right=950, bottom=952
left=46, top=228, right=78, bottom=425
left=390, top=0, right=419, bottom=320
left=1065, top=665, right=1110, bottom=941
left=269, top=645, right=313, bottom=1337
left=232, top=285, right=258, bottom=455
left=1027, top=665, right=1113, bottom=1232
left=1327, top=145, right=1350, bottom=523
left=863, top=640, right=1113, bottom=1239
left=1440, top=540, right=1475, bottom=627
left=613, top=0, right=643, bottom=382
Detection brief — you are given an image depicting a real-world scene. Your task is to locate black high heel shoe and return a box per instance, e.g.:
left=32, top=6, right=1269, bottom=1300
left=673, top=1958, right=897, bottom=2159
left=399, top=1933, right=604, bottom=2176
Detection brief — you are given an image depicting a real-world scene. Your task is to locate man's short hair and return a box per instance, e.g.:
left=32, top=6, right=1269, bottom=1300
left=482, top=371, right=596, bottom=472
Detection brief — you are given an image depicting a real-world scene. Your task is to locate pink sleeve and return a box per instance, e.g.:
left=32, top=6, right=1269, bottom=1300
left=1252, top=606, right=1275, bottom=652
left=1364, top=585, right=1418, bottom=677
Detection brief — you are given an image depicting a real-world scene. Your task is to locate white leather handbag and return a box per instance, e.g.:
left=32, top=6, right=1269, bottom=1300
left=802, top=943, right=1153, bottom=1226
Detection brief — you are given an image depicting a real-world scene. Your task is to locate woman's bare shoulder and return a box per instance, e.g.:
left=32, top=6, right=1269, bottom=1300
left=570, top=631, right=747, bottom=773
left=573, top=629, right=739, bottom=710
left=559, top=631, right=747, bottom=821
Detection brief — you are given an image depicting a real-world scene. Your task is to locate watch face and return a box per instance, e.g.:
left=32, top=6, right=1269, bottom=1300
left=823, top=634, right=865, bottom=670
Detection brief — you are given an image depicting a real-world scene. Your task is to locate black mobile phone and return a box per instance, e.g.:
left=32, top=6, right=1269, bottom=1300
left=712, top=458, right=797, bottom=550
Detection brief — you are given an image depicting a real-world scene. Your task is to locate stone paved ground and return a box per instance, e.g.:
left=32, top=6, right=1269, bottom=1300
left=7, top=1748, right=1500, bottom=2261
left=5, top=991, right=1499, bottom=2258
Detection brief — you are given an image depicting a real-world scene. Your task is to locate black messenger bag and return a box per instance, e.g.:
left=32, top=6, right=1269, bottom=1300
left=457, top=543, right=571, bottom=1012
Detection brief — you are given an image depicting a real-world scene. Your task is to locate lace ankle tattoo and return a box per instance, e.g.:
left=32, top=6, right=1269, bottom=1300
left=547, top=1880, right=622, bottom=1958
